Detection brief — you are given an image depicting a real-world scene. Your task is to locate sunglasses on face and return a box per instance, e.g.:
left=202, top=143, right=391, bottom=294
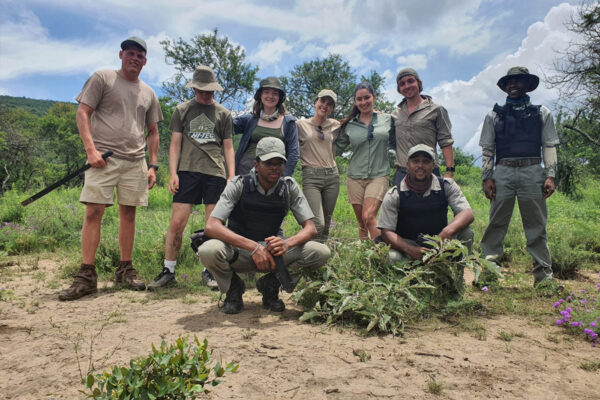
left=317, top=125, right=325, bottom=140
left=367, top=124, right=374, bottom=141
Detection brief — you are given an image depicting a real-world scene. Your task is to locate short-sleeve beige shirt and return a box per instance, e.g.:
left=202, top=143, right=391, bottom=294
left=296, top=118, right=341, bottom=168
left=76, top=69, right=163, bottom=160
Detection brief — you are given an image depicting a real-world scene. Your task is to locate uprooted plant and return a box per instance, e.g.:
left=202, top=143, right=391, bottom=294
left=83, top=335, right=238, bottom=399
left=295, top=237, right=501, bottom=335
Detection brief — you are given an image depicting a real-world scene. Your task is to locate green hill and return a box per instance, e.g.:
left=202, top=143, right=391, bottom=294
left=0, top=95, right=76, bottom=117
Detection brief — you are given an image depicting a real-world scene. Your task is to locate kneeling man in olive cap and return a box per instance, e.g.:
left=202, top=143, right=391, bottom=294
left=197, top=137, right=331, bottom=314
left=377, top=144, right=474, bottom=263
left=479, top=66, right=559, bottom=286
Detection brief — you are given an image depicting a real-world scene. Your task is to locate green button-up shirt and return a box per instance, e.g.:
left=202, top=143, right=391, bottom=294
left=335, top=112, right=395, bottom=179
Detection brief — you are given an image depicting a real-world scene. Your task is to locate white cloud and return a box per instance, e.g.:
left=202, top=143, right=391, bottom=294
left=426, top=3, right=578, bottom=155
left=249, top=39, right=293, bottom=66
left=396, top=54, right=428, bottom=70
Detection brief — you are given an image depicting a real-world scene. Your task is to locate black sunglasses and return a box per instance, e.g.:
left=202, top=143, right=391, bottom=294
left=317, top=125, right=325, bottom=140
left=367, top=124, right=374, bottom=141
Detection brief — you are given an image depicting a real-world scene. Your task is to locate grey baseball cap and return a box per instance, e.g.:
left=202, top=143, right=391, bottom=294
left=256, top=137, right=287, bottom=162
left=408, top=144, right=435, bottom=159
left=121, top=36, right=147, bottom=52
left=185, top=65, right=224, bottom=91
left=396, top=67, right=420, bottom=82
left=315, top=89, right=337, bottom=104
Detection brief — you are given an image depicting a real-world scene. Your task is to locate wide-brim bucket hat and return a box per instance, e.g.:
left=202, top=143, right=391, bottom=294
left=254, top=77, right=286, bottom=104
left=497, top=66, right=539, bottom=92
left=185, top=65, right=224, bottom=91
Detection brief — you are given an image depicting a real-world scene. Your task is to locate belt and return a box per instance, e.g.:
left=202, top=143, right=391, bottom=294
left=302, top=166, right=338, bottom=175
left=497, top=158, right=541, bottom=167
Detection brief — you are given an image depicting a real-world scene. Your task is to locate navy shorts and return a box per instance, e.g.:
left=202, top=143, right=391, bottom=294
left=173, top=171, right=226, bottom=205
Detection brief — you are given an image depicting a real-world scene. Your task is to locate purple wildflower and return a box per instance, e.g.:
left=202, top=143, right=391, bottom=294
left=591, top=321, right=597, bottom=328
left=553, top=302, right=561, bottom=308
left=570, top=321, right=582, bottom=327
left=183, top=274, right=188, bottom=279
left=556, top=319, right=564, bottom=325
left=481, top=286, right=489, bottom=292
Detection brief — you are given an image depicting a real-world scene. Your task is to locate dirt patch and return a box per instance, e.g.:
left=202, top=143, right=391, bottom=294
left=0, top=260, right=598, bottom=399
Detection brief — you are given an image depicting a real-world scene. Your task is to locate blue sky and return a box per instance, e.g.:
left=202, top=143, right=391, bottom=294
left=0, top=0, right=582, bottom=154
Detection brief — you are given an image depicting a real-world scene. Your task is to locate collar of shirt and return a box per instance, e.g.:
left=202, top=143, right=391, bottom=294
left=400, top=175, right=440, bottom=197
left=249, top=168, right=283, bottom=196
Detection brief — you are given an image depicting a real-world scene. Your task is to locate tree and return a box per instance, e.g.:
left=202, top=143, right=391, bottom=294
left=281, top=54, right=395, bottom=119
left=545, top=3, right=600, bottom=186
left=161, top=29, right=259, bottom=110
left=547, top=3, right=600, bottom=114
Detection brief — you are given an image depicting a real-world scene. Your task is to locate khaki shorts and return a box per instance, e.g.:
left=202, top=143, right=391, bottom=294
left=80, top=158, right=148, bottom=206
left=346, top=176, right=389, bottom=204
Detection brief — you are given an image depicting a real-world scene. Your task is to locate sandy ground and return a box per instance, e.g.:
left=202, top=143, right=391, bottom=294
left=1, top=259, right=599, bottom=400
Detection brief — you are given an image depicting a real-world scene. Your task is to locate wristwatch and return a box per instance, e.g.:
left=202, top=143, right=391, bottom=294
left=149, top=164, right=159, bottom=171
left=446, top=166, right=455, bottom=172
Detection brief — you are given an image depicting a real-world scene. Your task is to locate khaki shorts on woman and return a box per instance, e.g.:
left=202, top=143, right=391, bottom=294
left=346, top=176, right=388, bottom=204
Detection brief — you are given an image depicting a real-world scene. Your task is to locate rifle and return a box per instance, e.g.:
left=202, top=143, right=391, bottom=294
left=416, top=233, right=436, bottom=249
left=21, top=151, right=113, bottom=206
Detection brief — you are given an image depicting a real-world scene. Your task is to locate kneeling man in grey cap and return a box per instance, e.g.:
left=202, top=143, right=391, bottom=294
left=377, top=144, right=474, bottom=263
left=197, top=137, right=331, bottom=314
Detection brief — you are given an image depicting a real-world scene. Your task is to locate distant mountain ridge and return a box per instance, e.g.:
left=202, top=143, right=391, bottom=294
left=0, top=95, right=76, bottom=117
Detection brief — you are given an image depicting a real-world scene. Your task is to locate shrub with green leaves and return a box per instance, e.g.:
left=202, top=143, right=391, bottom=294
left=295, top=238, right=501, bottom=335
left=84, top=336, right=238, bottom=399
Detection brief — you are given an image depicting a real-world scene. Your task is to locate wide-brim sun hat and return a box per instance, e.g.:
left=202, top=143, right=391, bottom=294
left=185, top=65, right=224, bottom=91
left=254, top=77, right=286, bottom=104
left=497, top=66, right=539, bottom=92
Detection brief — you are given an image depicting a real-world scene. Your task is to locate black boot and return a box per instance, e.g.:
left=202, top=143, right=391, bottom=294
left=223, top=273, right=245, bottom=314
left=256, top=272, right=285, bottom=312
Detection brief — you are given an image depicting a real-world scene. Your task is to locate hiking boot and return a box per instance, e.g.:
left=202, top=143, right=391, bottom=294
left=115, top=261, right=146, bottom=291
left=223, top=273, right=245, bottom=314
left=256, top=272, right=285, bottom=312
left=58, top=264, right=98, bottom=301
left=147, top=268, right=176, bottom=290
left=202, top=269, right=219, bottom=290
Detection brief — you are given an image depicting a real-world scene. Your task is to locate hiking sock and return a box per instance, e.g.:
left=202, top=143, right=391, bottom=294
left=164, top=260, right=176, bottom=273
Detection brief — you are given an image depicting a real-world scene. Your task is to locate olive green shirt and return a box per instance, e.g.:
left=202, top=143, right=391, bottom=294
left=169, top=99, right=233, bottom=178
left=335, top=112, right=394, bottom=179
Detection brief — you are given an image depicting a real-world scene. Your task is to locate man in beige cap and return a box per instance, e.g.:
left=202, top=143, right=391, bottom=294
left=148, top=65, right=235, bottom=290
left=479, top=66, right=559, bottom=286
left=377, top=144, right=474, bottom=263
left=197, top=137, right=331, bottom=314
left=59, top=36, right=163, bottom=301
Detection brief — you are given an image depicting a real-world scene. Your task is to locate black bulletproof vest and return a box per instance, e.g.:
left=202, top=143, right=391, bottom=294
left=493, top=102, right=543, bottom=161
left=395, top=177, right=448, bottom=241
left=228, top=175, right=288, bottom=242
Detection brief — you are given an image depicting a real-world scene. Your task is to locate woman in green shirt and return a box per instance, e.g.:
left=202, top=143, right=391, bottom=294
left=336, top=82, right=395, bottom=240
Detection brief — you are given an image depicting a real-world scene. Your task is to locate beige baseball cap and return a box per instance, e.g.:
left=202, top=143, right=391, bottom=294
left=407, top=144, right=435, bottom=159
left=256, top=137, right=287, bottom=161
left=315, top=89, right=337, bottom=104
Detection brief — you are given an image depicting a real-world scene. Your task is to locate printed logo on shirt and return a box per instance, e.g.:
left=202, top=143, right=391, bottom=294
left=188, top=114, right=216, bottom=144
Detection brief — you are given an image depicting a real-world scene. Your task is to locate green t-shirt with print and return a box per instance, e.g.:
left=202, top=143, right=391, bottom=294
left=169, top=99, right=233, bottom=178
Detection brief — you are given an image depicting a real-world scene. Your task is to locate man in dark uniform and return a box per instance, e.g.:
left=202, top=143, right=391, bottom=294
left=479, top=66, right=559, bottom=286
left=377, top=144, right=474, bottom=263
left=197, top=137, right=331, bottom=314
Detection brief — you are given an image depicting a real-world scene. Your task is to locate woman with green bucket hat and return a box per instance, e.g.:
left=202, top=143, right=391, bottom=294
left=234, top=77, right=299, bottom=176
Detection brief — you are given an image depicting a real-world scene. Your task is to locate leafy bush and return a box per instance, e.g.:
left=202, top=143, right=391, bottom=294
left=295, top=238, right=501, bottom=335
left=84, top=336, right=238, bottom=399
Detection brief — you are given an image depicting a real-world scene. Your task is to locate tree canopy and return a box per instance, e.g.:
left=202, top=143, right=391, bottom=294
left=161, top=29, right=259, bottom=110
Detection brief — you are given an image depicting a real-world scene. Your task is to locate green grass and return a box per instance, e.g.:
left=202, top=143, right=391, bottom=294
left=1, top=165, right=599, bottom=341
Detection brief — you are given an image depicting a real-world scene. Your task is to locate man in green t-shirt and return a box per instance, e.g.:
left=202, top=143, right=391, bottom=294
left=148, top=66, right=235, bottom=290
